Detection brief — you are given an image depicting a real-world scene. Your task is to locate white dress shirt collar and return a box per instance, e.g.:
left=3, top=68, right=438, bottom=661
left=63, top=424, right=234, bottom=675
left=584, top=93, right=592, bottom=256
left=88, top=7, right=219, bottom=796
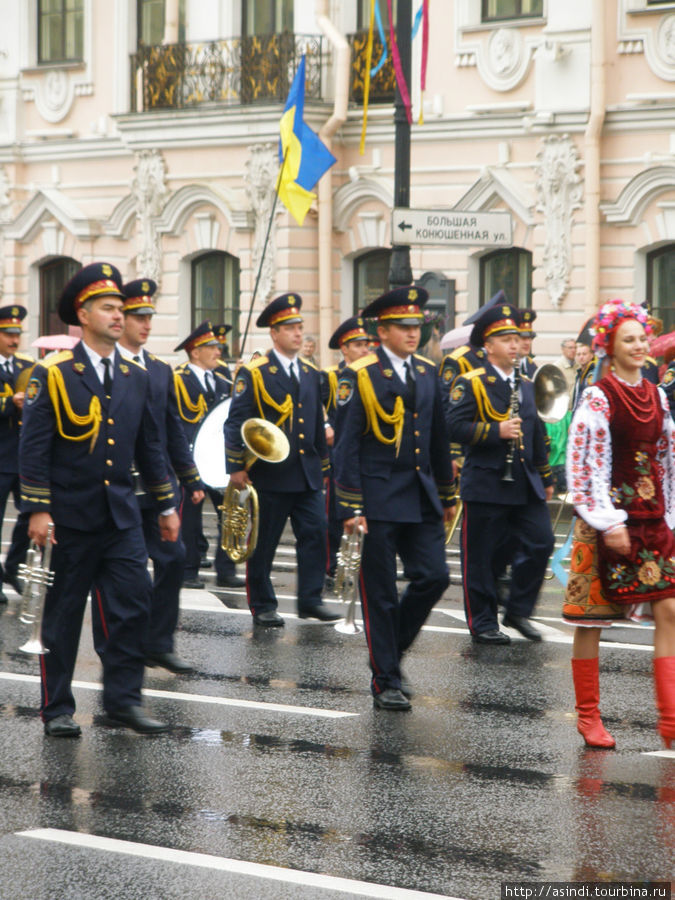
left=81, top=341, right=115, bottom=385
left=381, top=344, right=413, bottom=382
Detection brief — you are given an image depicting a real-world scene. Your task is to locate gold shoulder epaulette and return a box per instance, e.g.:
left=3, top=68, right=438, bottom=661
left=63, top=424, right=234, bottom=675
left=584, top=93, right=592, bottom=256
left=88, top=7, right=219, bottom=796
left=450, top=345, right=470, bottom=361
left=126, top=357, right=145, bottom=369
left=324, top=363, right=340, bottom=375
left=464, top=367, right=485, bottom=380
left=413, top=353, right=434, bottom=366
left=41, top=351, right=73, bottom=368
left=646, top=356, right=657, bottom=365
left=15, top=352, right=34, bottom=362
left=349, top=352, right=378, bottom=373
left=174, top=361, right=189, bottom=372
left=299, top=355, right=317, bottom=370
left=245, top=355, right=269, bottom=371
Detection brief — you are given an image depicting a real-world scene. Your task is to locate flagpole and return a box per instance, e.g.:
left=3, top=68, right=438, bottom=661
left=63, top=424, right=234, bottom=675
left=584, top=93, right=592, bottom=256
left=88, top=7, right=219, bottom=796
left=239, top=148, right=289, bottom=358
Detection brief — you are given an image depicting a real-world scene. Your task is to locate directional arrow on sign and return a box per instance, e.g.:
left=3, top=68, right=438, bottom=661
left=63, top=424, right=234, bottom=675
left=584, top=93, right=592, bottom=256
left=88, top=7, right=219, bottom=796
left=397, top=220, right=412, bottom=232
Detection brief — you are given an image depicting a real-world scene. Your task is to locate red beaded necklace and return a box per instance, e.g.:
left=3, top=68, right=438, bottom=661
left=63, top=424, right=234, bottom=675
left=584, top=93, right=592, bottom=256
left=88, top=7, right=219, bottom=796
left=607, top=372, right=660, bottom=424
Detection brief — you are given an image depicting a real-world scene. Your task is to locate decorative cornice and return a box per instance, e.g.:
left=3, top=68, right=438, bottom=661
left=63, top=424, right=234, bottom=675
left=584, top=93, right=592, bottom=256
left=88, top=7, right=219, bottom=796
left=600, top=164, right=675, bottom=225
left=5, top=187, right=99, bottom=241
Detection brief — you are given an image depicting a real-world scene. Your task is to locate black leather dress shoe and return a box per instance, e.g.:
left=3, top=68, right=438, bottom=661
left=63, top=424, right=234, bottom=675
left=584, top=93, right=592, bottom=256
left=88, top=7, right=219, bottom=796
left=253, top=610, right=285, bottom=627
left=200, top=557, right=212, bottom=569
left=216, top=574, right=246, bottom=588
left=105, top=706, right=169, bottom=734
left=0, top=587, right=7, bottom=604
left=502, top=613, right=543, bottom=642
left=44, top=714, right=81, bottom=737
left=297, top=603, right=341, bottom=622
left=399, top=670, right=414, bottom=699
left=182, top=578, right=205, bottom=590
left=145, top=651, right=194, bottom=674
left=373, top=688, right=412, bottom=711
left=471, top=629, right=511, bottom=645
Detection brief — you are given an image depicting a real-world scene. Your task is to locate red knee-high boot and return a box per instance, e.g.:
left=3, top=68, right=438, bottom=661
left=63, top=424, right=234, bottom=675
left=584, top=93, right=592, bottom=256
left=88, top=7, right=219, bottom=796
left=571, top=657, right=616, bottom=749
left=653, top=656, right=675, bottom=749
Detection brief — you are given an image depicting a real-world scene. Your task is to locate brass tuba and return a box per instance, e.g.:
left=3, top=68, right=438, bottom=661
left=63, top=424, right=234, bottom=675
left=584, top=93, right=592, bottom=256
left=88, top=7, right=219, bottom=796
left=533, top=364, right=570, bottom=423
left=219, top=418, right=290, bottom=562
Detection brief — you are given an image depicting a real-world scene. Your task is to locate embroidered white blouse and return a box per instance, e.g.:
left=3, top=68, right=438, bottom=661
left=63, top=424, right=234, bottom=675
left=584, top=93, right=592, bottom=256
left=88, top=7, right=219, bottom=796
left=566, top=381, right=675, bottom=533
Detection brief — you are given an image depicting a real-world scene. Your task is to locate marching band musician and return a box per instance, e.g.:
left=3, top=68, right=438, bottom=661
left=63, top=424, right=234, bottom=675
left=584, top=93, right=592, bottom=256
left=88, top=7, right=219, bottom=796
left=321, top=315, right=371, bottom=587
left=19, top=263, right=180, bottom=736
left=446, top=302, right=554, bottom=645
left=0, top=304, right=33, bottom=604
left=333, top=287, right=457, bottom=710
left=173, top=322, right=243, bottom=590
left=224, top=293, right=339, bottom=626
left=118, top=279, right=204, bottom=674
left=517, top=309, right=538, bottom=378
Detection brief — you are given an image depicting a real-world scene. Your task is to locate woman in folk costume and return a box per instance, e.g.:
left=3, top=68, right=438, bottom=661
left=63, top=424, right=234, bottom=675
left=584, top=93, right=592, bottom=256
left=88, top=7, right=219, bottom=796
left=563, top=299, right=675, bottom=749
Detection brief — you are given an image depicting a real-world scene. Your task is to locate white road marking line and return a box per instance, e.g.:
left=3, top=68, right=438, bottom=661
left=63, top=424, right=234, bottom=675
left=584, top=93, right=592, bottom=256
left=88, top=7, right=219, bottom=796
left=15, top=830, right=465, bottom=899
left=0, top=673, right=356, bottom=719
left=641, top=749, right=675, bottom=759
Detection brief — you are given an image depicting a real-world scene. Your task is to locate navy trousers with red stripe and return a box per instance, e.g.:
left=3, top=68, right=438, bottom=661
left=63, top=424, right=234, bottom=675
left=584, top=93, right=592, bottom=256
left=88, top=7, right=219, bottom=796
left=359, top=515, right=449, bottom=696
left=40, top=522, right=152, bottom=721
left=460, top=499, right=553, bottom=636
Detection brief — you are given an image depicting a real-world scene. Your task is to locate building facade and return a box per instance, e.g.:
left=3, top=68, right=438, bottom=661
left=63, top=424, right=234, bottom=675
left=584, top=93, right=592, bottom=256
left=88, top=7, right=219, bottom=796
left=1, top=1, right=674, bottom=365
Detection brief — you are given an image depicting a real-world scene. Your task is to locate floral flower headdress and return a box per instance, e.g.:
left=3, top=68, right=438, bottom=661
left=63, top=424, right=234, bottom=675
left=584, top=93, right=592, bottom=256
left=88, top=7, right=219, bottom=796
left=590, top=299, right=652, bottom=356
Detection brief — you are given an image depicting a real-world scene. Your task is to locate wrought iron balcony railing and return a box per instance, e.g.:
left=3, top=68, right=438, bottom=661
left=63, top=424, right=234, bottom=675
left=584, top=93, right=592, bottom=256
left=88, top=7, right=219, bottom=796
left=130, top=33, right=323, bottom=111
left=347, top=31, right=396, bottom=105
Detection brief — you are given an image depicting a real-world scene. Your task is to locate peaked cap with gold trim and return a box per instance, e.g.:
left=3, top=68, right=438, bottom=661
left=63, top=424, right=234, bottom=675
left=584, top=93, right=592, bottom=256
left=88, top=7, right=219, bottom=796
left=470, top=302, right=520, bottom=348
left=0, top=304, right=27, bottom=333
left=328, top=315, right=369, bottom=350
left=174, top=320, right=219, bottom=354
left=122, top=278, right=157, bottom=315
left=58, top=262, right=124, bottom=326
left=256, top=293, right=303, bottom=328
left=361, top=286, right=428, bottom=326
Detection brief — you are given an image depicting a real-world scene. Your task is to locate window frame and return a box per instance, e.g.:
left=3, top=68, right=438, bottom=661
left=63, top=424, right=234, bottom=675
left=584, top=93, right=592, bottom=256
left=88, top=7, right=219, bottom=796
left=481, top=0, right=544, bottom=23
left=479, top=247, right=533, bottom=311
left=353, top=248, right=392, bottom=315
left=646, top=244, right=675, bottom=336
left=191, top=251, right=241, bottom=360
left=37, top=0, right=85, bottom=65
left=39, top=257, right=81, bottom=336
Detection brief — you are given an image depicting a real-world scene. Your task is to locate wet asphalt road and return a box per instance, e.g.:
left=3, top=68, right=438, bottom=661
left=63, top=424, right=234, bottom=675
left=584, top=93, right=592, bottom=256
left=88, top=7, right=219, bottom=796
left=0, top=502, right=673, bottom=900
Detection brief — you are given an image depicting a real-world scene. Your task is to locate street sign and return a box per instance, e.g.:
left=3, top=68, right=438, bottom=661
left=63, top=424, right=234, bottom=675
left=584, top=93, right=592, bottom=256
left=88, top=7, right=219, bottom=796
left=391, top=208, right=513, bottom=247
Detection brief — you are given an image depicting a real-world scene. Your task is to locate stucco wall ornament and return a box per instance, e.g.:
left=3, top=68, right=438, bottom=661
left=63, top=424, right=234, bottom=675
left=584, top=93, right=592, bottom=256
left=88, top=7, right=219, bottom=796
left=132, top=150, right=168, bottom=285
left=535, top=135, right=583, bottom=308
left=657, top=15, right=675, bottom=67
left=245, top=144, right=278, bottom=302
left=489, top=28, right=521, bottom=77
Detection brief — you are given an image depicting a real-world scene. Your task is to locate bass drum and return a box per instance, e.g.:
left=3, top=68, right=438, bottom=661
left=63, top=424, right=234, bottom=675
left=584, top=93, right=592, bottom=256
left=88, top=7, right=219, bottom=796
left=192, top=398, right=231, bottom=490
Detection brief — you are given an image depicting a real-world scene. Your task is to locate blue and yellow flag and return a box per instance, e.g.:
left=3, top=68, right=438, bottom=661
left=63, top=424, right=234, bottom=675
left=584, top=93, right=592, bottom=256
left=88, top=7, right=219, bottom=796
left=277, top=55, right=336, bottom=226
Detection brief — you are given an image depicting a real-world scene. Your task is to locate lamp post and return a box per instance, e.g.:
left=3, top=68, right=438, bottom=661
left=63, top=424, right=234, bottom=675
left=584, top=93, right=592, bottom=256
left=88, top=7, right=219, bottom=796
left=388, top=0, right=413, bottom=289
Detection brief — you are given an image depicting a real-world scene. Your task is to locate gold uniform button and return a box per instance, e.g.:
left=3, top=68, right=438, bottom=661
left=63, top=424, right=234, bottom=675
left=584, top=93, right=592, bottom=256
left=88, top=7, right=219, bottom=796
left=107, top=418, right=114, bottom=425
left=108, top=438, right=115, bottom=445
left=414, top=430, right=420, bottom=437
left=415, top=466, right=420, bottom=472
left=413, top=413, right=418, bottom=419
left=106, top=459, right=113, bottom=466
left=299, top=418, right=304, bottom=424
left=298, top=403, right=303, bottom=409
left=299, top=433, right=304, bottom=439
left=299, top=449, right=305, bottom=455
left=104, top=479, right=110, bottom=486
left=415, top=448, right=420, bottom=454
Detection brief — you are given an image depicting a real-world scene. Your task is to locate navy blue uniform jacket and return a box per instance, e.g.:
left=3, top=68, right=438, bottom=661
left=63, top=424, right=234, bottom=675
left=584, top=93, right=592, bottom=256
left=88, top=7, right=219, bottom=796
left=173, top=362, right=231, bottom=446
left=333, top=348, right=455, bottom=522
left=19, top=343, right=175, bottom=531
left=140, top=352, right=203, bottom=507
left=446, top=362, right=552, bottom=504
left=225, top=353, right=329, bottom=492
left=0, top=353, right=34, bottom=474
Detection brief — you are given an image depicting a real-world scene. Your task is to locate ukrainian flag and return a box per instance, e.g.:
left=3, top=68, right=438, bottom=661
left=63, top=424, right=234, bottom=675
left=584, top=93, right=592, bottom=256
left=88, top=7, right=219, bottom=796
left=277, top=55, right=336, bottom=226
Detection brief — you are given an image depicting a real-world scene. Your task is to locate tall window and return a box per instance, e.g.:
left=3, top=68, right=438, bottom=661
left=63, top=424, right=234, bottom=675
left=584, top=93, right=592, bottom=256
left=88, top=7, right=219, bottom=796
left=243, top=0, right=293, bottom=35
left=38, top=0, right=84, bottom=64
left=647, top=246, right=675, bottom=335
left=137, top=0, right=186, bottom=46
left=40, top=257, right=81, bottom=335
left=192, top=252, right=240, bottom=358
left=481, top=0, right=543, bottom=21
left=480, top=248, right=532, bottom=309
left=353, top=249, right=391, bottom=314
left=357, top=0, right=396, bottom=30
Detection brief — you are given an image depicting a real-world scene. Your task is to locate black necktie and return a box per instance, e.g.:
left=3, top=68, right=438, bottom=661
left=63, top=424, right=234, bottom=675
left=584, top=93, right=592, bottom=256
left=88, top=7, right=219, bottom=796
left=4, top=359, right=12, bottom=377
left=101, top=358, right=112, bottom=397
left=133, top=354, right=141, bottom=364
left=403, top=360, right=416, bottom=408
left=205, top=371, right=216, bottom=403
left=289, top=361, right=299, bottom=399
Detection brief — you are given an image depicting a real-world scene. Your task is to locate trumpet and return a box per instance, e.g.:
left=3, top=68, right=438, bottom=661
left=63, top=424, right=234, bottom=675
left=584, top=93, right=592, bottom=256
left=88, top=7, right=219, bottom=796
left=334, top=512, right=364, bottom=635
left=17, top=522, right=54, bottom=655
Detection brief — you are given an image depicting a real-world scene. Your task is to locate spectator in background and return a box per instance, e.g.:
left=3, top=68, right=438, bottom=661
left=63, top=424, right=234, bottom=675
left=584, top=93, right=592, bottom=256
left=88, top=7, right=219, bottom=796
left=302, top=335, right=318, bottom=367
left=554, top=338, right=579, bottom=396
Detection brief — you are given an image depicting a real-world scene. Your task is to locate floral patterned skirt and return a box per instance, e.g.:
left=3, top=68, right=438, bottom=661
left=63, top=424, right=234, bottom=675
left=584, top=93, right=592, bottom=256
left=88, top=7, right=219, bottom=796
left=562, top=517, right=675, bottom=625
